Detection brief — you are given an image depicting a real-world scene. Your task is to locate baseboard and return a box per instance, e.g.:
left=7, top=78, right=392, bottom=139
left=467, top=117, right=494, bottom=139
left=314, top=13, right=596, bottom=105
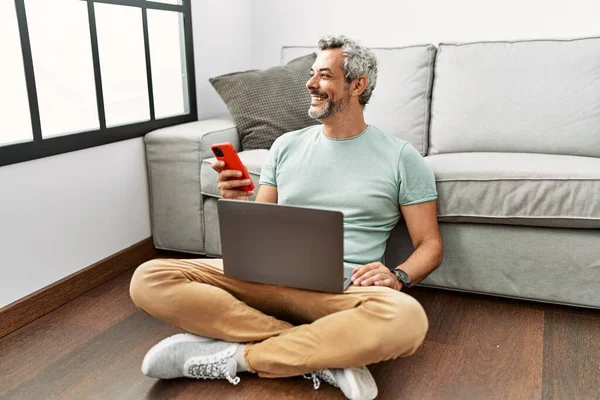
left=0, top=237, right=157, bottom=339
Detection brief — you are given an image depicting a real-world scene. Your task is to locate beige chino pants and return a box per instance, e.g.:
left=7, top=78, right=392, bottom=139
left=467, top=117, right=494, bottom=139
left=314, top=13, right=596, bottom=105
left=129, top=258, right=428, bottom=378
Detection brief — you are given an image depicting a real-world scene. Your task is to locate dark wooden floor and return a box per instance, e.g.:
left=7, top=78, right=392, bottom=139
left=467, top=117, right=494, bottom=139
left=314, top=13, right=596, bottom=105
left=1, top=257, right=599, bottom=400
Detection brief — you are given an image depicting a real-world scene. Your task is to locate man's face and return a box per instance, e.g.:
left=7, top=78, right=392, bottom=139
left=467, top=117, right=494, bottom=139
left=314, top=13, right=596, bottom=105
left=306, top=49, right=351, bottom=120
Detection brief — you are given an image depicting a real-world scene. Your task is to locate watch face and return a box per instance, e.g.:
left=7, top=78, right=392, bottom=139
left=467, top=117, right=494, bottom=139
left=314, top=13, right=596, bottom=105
left=394, top=269, right=411, bottom=287
left=396, top=270, right=409, bottom=280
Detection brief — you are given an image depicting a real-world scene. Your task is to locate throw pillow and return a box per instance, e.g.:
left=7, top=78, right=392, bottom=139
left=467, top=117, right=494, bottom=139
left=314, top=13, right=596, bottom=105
left=209, top=53, right=320, bottom=150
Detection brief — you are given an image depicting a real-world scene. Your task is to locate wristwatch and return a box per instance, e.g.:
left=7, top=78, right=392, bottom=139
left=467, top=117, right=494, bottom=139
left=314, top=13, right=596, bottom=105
left=392, top=268, right=412, bottom=291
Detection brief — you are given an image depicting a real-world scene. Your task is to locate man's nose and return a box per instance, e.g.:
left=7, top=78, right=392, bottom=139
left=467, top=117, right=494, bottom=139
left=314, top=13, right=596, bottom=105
left=306, top=75, right=318, bottom=91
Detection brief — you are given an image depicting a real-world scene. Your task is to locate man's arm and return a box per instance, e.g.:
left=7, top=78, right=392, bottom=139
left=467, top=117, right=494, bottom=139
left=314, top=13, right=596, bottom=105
left=395, top=200, right=443, bottom=286
left=255, top=184, right=278, bottom=204
left=352, top=200, right=443, bottom=289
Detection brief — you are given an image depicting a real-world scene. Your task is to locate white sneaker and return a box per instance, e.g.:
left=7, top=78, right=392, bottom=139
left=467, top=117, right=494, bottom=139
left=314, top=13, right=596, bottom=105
left=141, top=333, right=240, bottom=385
left=305, top=366, right=378, bottom=400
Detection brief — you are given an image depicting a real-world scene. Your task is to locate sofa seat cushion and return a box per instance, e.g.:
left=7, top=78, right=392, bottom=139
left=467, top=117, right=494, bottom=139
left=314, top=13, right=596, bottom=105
left=427, top=152, right=600, bottom=228
left=201, top=150, right=269, bottom=198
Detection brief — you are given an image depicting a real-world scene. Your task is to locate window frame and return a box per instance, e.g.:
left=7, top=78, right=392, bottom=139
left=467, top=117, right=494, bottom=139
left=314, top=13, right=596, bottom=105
left=1, top=0, right=197, bottom=167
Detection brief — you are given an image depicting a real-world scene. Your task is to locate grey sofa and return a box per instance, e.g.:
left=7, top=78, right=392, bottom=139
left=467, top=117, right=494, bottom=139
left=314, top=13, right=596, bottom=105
left=145, top=37, right=600, bottom=308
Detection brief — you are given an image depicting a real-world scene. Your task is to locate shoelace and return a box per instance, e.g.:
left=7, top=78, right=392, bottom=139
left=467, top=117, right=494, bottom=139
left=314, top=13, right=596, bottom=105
left=304, top=370, right=338, bottom=390
left=188, top=354, right=240, bottom=385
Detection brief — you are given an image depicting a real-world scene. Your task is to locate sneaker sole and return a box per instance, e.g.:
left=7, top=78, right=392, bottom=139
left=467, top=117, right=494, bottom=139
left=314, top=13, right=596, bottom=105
left=142, top=333, right=214, bottom=377
left=343, top=366, right=378, bottom=400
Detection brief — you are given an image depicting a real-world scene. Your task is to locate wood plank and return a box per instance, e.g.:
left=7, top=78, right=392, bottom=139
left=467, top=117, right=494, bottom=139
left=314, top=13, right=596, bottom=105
left=0, top=269, right=140, bottom=396
left=370, top=340, right=465, bottom=399
left=403, top=288, right=545, bottom=399
left=2, top=311, right=178, bottom=399
left=543, top=307, right=600, bottom=399
left=0, top=237, right=156, bottom=339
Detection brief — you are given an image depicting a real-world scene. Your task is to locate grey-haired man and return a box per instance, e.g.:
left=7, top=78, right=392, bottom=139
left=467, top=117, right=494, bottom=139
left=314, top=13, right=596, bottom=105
left=130, top=35, right=443, bottom=400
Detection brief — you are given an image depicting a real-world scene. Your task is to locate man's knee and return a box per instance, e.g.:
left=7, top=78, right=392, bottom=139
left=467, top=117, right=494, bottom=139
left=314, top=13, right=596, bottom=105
left=129, top=258, right=169, bottom=311
left=381, top=292, right=429, bottom=357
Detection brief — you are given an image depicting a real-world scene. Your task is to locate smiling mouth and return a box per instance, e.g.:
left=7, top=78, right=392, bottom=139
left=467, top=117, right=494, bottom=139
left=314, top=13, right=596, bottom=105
left=310, top=93, right=328, bottom=104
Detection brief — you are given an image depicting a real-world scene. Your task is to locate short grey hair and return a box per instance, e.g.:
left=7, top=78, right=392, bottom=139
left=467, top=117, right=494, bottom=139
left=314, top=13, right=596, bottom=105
left=318, top=35, right=378, bottom=106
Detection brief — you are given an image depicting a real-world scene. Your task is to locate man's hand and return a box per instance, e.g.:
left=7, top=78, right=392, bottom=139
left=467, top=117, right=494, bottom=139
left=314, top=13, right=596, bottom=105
left=351, top=262, right=402, bottom=290
left=212, top=160, right=255, bottom=200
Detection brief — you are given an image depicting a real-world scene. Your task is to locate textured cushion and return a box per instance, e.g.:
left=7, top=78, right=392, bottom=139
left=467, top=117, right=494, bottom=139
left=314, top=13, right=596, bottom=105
left=429, top=37, right=600, bottom=157
left=427, top=152, right=600, bottom=228
left=209, top=54, right=319, bottom=151
left=281, top=45, right=437, bottom=155
left=201, top=149, right=269, bottom=198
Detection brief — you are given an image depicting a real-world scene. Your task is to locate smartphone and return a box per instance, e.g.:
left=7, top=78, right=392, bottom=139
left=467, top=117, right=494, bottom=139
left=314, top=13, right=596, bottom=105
left=210, top=142, right=255, bottom=192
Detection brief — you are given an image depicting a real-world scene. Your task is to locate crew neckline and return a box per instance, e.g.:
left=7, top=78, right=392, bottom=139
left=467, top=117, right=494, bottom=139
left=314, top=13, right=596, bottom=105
left=320, top=125, right=371, bottom=141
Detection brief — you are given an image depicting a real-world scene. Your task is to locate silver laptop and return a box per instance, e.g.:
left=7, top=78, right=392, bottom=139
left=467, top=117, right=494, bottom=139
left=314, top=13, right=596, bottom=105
left=217, top=199, right=353, bottom=293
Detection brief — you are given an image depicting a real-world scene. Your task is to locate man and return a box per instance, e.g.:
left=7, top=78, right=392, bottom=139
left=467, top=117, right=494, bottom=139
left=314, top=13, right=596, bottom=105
left=130, top=35, right=443, bottom=400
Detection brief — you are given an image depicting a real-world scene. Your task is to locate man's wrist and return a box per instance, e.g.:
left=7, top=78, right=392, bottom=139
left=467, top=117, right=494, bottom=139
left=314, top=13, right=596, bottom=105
left=392, top=268, right=412, bottom=291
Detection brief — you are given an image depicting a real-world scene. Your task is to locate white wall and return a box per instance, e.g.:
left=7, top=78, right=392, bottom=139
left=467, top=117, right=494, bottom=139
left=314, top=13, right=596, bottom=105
left=192, top=0, right=254, bottom=119
left=192, top=0, right=600, bottom=116
left=250, top=0, right=600, bottom=68
left=0, top=138, right=150, bottom=307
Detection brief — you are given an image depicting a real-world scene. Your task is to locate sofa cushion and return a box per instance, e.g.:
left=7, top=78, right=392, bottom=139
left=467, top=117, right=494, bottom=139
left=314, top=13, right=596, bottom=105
left=202, top=151, right=600, bottom=229
left=209, top=53, right=319, bottom=151
left=281, top=45, right=437, bottom=156
left=201, top=150, right=269, bottom=198
left=429, top=37, right=600, bottom=157
left=427, top=152, right=600, bottom=228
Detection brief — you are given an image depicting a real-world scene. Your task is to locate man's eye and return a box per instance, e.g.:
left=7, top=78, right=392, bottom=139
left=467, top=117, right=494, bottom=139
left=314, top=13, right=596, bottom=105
left=321, top=74, right=331, bottom=78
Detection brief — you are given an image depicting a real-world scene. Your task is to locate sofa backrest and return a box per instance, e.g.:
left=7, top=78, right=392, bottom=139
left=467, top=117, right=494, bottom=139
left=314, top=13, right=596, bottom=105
left=281, top=45, right=437, bottom=156
left=429, top=37, right=600, bottom=158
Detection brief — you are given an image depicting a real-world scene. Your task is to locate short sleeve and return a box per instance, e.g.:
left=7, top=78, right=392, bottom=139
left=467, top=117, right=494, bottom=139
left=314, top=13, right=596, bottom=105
left=259, top=138, right=281, bottom=187
left=398, top=143, right=438, bottom=205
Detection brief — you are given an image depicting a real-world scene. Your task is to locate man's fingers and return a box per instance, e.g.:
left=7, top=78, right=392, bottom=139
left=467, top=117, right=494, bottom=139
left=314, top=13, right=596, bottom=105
left=357, top=271, right=386, bottom=286
left=352, top=262, right=383, bottom=273
left=222, top=190, right=252, bottom=200
left=374, top=279, right=393, bottom=287
left=211, top=160, right=225, bottom=172
left=352, top=263, right=381, bottom=279
left=353, top=265, right=387, bottom=284
left=218, top=169, right=243, bottom=181
left=218, top=179, right=252, bottom=191
left=351, top=266, right=369, bottom=281
left=360, top=274, right=390, bottom=286
left=353, top=269, right=379, bottom=283
left=213, top=162, right=253, bottom=200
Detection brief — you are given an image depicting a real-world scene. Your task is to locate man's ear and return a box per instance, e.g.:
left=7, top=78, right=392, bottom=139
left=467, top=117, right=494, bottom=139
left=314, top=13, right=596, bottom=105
left=352, top=76, right=369, bottom=98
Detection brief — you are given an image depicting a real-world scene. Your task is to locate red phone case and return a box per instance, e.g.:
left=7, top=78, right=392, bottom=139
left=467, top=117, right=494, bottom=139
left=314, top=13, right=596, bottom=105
left=211, top=142, right=255, bottom=192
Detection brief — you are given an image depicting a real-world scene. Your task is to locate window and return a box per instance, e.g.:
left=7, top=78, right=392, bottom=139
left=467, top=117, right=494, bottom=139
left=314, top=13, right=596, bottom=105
left=0, top=1, right=33, bottom=146
left=26, top=0, right=99, bottom=138
left=148, top=9, right=189, bottom=119
left=95, top=3, right=150, bottom=127
left=0, top=0, right=196, bottom=167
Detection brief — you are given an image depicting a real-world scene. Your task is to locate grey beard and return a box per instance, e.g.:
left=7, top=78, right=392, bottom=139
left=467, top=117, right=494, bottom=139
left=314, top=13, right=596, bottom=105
left=308, top=96, right=349, bottom=120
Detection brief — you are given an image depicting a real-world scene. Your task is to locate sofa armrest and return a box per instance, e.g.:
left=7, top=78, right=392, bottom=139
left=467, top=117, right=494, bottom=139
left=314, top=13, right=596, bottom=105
left=145, top=117, right=239, bottom=254
left=145, top=117, right=240, bottom=159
